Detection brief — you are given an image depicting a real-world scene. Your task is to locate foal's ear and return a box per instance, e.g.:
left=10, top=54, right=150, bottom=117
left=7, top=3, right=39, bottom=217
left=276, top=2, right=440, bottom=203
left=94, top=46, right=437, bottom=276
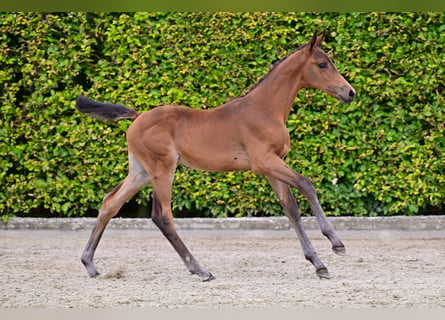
left=309, top=30, right=325, bottom=52
left=309, top=31, right=318, bottom=52
left=316, top=31, right=325, bottom=47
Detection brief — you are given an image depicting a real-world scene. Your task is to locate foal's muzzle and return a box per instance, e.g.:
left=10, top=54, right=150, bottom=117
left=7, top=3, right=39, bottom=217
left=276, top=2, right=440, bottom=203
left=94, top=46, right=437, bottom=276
left=338, top=86, right=356, bottom=103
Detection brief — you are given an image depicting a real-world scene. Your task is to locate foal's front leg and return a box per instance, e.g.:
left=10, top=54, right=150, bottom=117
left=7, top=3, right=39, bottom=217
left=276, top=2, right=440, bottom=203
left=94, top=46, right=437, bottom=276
left=290, top=173, right=346, bottom=255
left=259, top=156, right=346, bottom=255
left=268, top=178, right=330, bottom=279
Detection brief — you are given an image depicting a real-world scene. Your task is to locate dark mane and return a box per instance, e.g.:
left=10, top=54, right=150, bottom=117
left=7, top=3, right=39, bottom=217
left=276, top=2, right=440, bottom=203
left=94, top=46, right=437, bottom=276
left=238, top=43, right=307, bottom=98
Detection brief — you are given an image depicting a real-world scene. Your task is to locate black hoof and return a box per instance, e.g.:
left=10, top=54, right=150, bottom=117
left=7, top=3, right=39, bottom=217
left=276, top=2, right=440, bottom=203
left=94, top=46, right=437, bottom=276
left=202, top=272, right=216, bottom=282
left=88, top=270, right=100, bottom=278
left=83, top=262, right=100, bottom=278
left=333, top=244, right=346, bottom=256
left=316, top=267, right=330, bottom=279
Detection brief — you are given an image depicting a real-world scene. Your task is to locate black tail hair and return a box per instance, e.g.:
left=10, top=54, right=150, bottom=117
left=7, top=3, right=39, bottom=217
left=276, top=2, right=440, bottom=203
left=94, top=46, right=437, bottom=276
left=75, top=95, right=140, bottom=122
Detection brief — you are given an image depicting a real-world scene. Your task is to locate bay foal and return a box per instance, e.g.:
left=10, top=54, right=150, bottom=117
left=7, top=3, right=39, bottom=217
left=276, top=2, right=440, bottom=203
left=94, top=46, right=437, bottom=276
left=77, top=32, right=355, bottom=280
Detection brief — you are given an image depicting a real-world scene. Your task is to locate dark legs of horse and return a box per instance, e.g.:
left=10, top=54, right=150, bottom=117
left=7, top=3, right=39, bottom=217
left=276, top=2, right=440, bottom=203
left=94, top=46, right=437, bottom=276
left=81, top=156, right=150, bottom=277
left=290, top=174, right=346, bottom=255
left=150, top=176, right=215, bottom=281
left=268, top=178, right=330, bottom=279
left=82, top=153, right=214, bottom=281
left=263, top=157, right=345, bottom=252
left=255, top=155, right=345, bottom=278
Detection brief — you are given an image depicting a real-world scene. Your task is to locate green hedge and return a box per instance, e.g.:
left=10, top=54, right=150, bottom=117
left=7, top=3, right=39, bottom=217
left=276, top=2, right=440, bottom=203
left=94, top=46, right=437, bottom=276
left=1, top=12, right=444, bottom=219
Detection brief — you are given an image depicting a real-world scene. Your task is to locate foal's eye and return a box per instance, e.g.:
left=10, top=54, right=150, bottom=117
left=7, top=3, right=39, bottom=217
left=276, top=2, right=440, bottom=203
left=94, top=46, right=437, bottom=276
left=318, top=62, right=327, bottom=69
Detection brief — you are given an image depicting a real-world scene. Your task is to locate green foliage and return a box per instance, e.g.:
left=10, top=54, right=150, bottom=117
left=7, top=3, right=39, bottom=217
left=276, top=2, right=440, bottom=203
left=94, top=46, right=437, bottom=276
left=1, top=12, right=444, bottom=218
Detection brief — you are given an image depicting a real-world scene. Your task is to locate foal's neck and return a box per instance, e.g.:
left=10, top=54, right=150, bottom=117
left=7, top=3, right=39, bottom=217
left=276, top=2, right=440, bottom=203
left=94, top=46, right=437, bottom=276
left=247, top=49, right=306, bottom=122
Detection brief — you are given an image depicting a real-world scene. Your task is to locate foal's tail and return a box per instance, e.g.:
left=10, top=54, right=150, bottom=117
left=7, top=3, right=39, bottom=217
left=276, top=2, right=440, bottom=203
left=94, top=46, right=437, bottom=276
left=75, top=95, right=140, bottom=122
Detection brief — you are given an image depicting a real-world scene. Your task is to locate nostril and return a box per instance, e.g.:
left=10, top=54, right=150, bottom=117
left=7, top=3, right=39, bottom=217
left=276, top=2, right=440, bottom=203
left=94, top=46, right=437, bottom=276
left=349, top=89, right=355, bottom=98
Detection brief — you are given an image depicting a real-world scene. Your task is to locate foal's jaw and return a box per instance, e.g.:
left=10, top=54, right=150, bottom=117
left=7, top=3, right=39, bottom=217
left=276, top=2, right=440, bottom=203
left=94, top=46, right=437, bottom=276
left=319, top=84, right=355, bottom=104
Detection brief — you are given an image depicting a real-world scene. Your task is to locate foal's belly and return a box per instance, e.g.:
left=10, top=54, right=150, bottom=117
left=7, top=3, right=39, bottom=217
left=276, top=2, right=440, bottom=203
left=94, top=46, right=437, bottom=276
left=177, top=148, right=251, bottom=172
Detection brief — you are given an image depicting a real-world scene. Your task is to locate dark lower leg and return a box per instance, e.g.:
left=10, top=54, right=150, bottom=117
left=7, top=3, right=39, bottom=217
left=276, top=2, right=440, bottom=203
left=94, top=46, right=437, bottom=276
left=316, top=214, right=346, bottom=255
left=151, top=194, right=215, bottom=281
left=268, top=178, right=330, bottom=279
left=307, top=197, right=346, bottom=255
left=80, top=164, right=150, bottom=277
left=81, top=220, right=107, bottom=277
left=261, top=159, right=345, bottom=255
left=159, top=226, right=215, bottom=281
left=293, top=175, right=346, bottom=255
left=286, top=208, right=330, bottom=279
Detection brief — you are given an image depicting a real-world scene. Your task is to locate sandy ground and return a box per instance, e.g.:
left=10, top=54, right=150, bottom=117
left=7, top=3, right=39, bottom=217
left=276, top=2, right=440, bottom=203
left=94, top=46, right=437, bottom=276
left=1, top=227, right=444, bottom=308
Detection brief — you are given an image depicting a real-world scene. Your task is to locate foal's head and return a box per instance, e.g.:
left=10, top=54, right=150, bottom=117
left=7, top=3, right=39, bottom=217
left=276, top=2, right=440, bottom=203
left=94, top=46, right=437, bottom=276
left=300, top=32, right=355, bottom=103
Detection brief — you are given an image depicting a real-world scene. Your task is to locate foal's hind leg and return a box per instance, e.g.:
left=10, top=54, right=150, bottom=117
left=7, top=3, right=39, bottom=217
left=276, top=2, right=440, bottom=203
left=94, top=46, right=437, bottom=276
left=149, top=172, right=215, bottom=281
left=268, top=178, right=330, bottom=279
left=81, top=155, right=150, bottom=277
